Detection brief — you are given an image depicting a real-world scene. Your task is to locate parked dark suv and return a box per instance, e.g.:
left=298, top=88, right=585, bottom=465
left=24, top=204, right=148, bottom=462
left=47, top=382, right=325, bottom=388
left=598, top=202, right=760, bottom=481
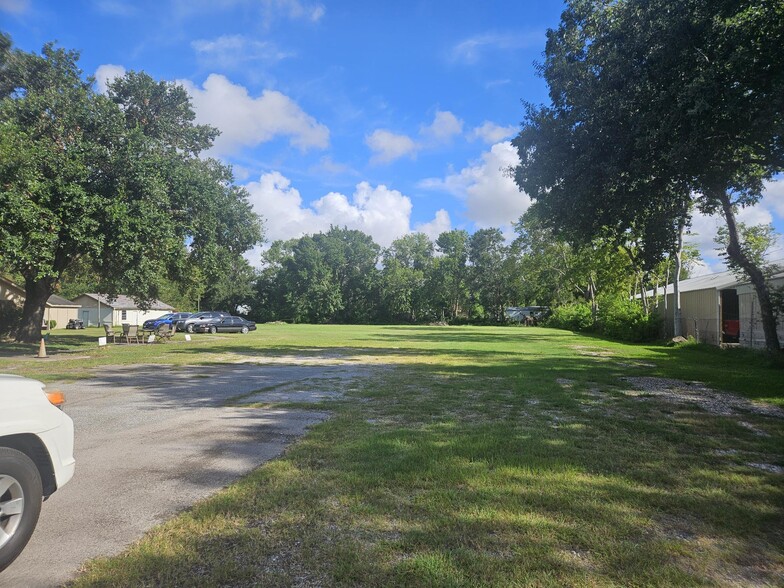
left=176, top=311, right=232, bottom=333
left=194, top=315, right=257, bottom=334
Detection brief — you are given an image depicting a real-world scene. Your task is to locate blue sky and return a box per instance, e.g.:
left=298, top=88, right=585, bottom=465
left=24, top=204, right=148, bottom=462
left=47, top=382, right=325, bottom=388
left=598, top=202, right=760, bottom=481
left=2, top=0, right=783, bottom=273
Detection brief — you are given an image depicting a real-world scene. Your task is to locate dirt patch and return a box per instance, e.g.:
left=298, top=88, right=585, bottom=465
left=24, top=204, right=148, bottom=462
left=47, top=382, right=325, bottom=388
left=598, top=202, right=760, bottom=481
left=571, top=345, right=615, bottom=357
left=620, top=377, right=784, bottom=419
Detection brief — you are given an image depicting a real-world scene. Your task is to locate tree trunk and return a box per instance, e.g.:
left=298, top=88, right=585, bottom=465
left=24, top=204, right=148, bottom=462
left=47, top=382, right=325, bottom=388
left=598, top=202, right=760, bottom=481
left=716, top=190, right=780, bottom=352
left=673, top=220, right=684, bottom=338
left=16, top=277, right=54, bottom=343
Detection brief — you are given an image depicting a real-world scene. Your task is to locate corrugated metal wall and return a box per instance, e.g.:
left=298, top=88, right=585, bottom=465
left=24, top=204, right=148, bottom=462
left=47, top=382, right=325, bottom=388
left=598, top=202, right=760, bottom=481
left=738, top=277, right=784, bottom=349
left=658, top=280, right=783, bottom=348
left=658, top=288, right=721, bottom=345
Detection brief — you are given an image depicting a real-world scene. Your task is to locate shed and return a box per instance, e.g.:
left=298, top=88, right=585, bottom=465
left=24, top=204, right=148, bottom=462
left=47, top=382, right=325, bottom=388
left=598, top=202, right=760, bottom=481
left=73, top=293, right=174, bottom=327
left=657, top=264, right=783, bottom=347
left=43, top=294, right=82, bottom=329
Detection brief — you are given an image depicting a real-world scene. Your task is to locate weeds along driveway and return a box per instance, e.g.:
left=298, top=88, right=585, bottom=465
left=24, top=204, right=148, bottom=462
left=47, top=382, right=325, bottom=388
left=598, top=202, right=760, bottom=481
left=0, top=361, right=380, bottom=588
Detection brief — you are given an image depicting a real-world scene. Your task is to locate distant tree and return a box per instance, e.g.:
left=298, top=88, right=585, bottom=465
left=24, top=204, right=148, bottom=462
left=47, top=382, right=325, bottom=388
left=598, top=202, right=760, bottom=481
left=269, top=227, right=380, bottom=324
left=431, top=229, right=470, bottom=320
left=0, top=38, right=262, bottom=341
left=512, top=0, right=784, bottom=351
left=513, top=210, right=633, bottom=313
left=468, top=228, right=512, bottom=322
left=319, top=227, right=380, bottom=323
left=379, top=233, right=434, bottom=322
left=283, top=235, right=342, bottom=323
left=251, top=240, right=296, bottom=323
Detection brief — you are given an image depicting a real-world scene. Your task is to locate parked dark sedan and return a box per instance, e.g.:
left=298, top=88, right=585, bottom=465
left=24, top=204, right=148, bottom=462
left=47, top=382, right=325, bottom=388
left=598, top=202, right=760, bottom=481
left=194, top=316, right=257, bottom=334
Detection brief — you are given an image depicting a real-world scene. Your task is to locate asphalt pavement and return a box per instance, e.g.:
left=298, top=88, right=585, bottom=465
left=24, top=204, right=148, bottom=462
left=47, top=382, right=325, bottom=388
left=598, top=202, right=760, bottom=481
left=0, top=362, right=367, bottom=587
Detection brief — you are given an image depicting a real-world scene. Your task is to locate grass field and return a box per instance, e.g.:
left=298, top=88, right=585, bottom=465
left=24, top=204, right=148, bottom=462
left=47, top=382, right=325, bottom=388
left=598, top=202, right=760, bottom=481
left=3, top=325, right=783, bottom=586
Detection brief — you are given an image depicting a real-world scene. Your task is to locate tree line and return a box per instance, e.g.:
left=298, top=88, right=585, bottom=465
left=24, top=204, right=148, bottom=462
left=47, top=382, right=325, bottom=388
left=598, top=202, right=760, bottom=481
left=247, top=215, right=698, bottom=327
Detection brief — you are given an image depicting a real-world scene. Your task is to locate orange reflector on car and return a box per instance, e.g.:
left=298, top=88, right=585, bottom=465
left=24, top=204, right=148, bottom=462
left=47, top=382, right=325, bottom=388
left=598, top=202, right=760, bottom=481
left=46, top=390, right=66, bottom=407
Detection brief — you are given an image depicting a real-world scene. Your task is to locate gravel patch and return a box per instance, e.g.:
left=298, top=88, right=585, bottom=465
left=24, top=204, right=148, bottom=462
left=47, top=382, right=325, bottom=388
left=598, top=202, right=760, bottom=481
left=746, top=463, right=784, bottom=474
left=619, top=377, right=784, bottom=419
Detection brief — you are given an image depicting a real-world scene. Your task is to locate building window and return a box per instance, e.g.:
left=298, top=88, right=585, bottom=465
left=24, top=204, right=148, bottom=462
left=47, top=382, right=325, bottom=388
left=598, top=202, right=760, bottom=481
left=121, top=310, right=127, bottom=321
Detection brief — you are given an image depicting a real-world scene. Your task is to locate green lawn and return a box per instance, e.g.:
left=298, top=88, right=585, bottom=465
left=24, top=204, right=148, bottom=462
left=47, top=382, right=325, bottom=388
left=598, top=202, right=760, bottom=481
left=3, top=325, right=782, bottom=586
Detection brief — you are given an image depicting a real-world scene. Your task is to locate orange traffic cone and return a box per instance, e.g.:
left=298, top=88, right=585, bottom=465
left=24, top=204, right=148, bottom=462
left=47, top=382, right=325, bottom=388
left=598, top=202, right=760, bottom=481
left=37, top=338, right=48, bottom=358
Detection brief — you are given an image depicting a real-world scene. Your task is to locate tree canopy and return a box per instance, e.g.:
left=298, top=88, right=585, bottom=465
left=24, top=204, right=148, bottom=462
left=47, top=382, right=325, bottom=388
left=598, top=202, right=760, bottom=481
left=0, top=36, right=262, bottom=341
left=512, top=0, right=784, bottom=351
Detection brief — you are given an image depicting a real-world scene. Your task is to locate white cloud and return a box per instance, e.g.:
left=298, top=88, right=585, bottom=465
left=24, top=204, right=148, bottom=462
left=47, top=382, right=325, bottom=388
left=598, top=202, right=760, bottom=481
left=0, top=0, right=29, bottom=14
left=365, top=129, right=417, bottom=164
left=420, top=110, right=463, bottom=144
left=469, top=121, right=517, bottom=144
left=762, top=178, right=784, bottom=219
left=191, top=35, right=293, bottom=68
left=178, top=74, right=329, bottom=155
left=308, top=156, right=359, bottom=177
left=419, top=141, right=530, bottom=229
left=173, top=0, right=324, bottom=23
left=415, top=209, right=452, bottom=242
left=242, top=172, right=446, bottom=262
left=261, top=0, right=325, bottom=22
left=450, top=31, right=543, bottom=64
left=94, top=64, right=126, bottom=94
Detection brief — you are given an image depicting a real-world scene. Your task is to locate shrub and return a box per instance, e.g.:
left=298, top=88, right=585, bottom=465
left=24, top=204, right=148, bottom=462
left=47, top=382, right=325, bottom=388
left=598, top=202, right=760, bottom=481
left=596, top=295, right=661, bottom=342
left=546, top=302, right=593, bottom=331
left=47, top=319, right=57, bottom=330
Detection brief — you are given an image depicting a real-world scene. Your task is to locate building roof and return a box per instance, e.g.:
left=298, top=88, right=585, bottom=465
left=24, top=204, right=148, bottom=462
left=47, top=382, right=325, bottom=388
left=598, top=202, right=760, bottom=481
left=658, top=259, right=784, bottom=295
left=0, top=275, right=24, bottom=295
left=79, top=293, right=174, bottom=311
left=3, top=277, right=80, bottom=307
left=46, top=294, right=80, bottom=308
left=670, top=269, right=741, bottom=293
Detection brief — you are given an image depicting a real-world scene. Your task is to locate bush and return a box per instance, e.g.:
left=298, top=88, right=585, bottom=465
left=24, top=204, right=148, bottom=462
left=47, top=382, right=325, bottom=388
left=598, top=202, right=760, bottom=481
left=47, top=319, right=57, bottom=330
left=546, top=302, right=593, bottom=331
left=596, top=295, right=661, bottom=342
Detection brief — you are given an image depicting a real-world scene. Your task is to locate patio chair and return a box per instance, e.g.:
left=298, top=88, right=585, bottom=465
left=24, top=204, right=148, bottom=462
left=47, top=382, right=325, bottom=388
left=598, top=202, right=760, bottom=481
left=156, top=323, right=175, bottom=342
left=124, top=325, right=140, bottom=344
left=103, top=324, right=117, bottom=343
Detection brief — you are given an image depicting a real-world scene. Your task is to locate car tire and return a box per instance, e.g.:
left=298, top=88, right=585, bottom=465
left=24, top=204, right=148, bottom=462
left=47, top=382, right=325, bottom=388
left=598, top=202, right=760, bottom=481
left=0, top=448, right=43, bottom=573
left=186, top=324, right=194, bottom=333
left=241, top=326, right=249, bottom=334
left=209, top=325, right=217, bottom=334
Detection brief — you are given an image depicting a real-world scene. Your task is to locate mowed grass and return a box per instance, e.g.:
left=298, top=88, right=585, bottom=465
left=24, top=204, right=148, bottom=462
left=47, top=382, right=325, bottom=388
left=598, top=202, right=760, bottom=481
left=3, top=325, right=782, bottom=586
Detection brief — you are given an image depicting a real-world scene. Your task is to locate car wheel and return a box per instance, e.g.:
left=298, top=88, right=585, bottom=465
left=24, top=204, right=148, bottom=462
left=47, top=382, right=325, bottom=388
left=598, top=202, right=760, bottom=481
left=241, top=326, right=249, bottom=334
left=0, top=448, right=43, bottom=573
left=209, top=325, right=217, bottom=334
left=186, top=324, right=194, bottom=333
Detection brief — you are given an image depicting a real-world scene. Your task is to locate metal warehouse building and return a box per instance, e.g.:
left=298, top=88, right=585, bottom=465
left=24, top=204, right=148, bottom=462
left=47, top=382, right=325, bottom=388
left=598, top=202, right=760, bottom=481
left=657, top=265, right=784, bottom=349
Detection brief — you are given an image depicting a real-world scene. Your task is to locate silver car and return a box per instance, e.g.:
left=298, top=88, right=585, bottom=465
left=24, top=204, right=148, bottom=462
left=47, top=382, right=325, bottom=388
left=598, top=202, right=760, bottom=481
left=175, top=311, right=232, bottom=333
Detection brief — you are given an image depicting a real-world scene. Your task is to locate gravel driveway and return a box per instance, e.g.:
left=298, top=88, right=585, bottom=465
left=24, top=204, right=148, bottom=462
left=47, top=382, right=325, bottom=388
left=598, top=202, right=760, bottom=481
left=0, top=361, right=372, bottom=588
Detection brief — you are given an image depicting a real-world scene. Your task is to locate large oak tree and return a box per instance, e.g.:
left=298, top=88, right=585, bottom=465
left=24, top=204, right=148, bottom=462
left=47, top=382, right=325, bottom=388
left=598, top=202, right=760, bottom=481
left=0, top=36, right=262, bottom=342
left=513, top=0, right=784, bottom=351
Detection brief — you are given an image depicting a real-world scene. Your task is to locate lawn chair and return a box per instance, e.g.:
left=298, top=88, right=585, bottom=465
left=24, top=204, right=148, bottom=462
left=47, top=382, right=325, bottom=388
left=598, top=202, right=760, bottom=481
left=156, top=323, right=175, bottom=343
left=103, top=324, right=117, bottom=343
left=124, top=325, right=140, bottom=344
